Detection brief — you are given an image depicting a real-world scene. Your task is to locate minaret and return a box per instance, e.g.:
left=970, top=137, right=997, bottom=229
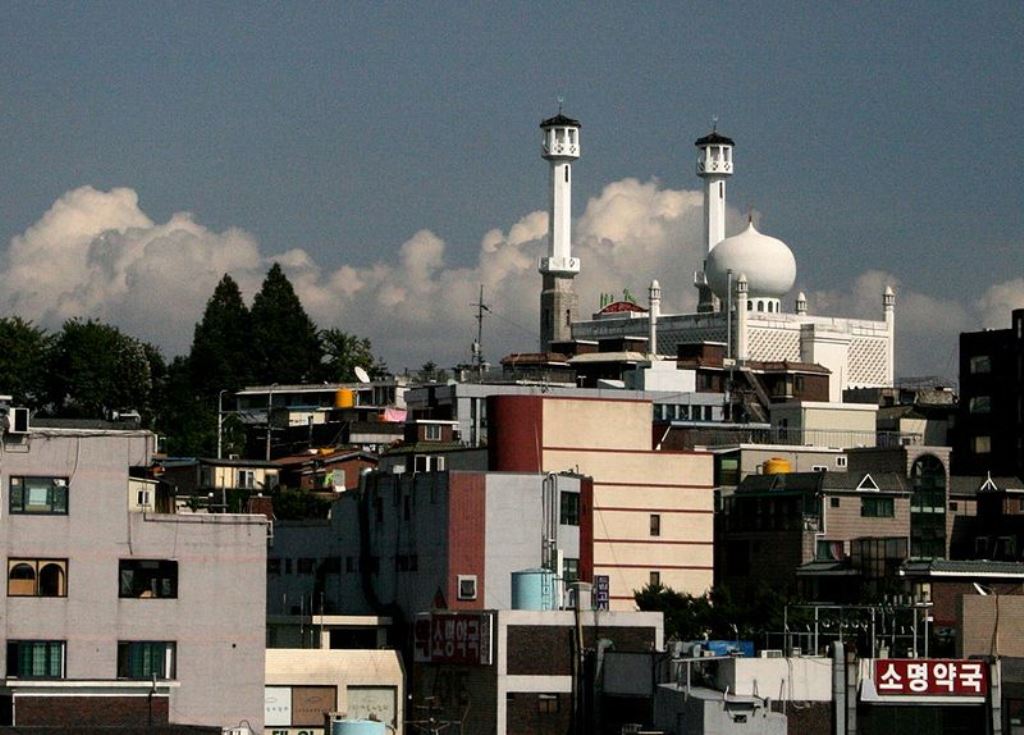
left=884, top=286, right=896, bottom=383
left=735, top=274, right=749, bottom=363
left=539, top=109, right=582, bottom=351
left=694, top=124, right=735, bottom=313
left=648, top=279, right=661, bottom=358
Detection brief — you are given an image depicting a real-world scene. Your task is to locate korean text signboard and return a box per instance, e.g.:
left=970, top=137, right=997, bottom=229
left=594, top=575, right=610, bottom=611
left=414, top=612, right=493, bottom=665
left=873, top=659, right=988, bottom=698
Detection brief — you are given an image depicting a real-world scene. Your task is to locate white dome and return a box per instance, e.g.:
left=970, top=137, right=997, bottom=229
left=706, top=221, right=796, bottom=299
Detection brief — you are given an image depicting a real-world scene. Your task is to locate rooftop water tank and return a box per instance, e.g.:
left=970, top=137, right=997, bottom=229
left=763, top=457, right=792, bottom=475
left=335, top=388, right=355, bottom=409
left=511, top=568, right=557, bottom=610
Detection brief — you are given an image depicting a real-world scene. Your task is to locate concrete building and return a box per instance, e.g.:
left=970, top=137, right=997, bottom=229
left=717, top=470, right=914, bottom=604
left=0, top=422, right=267, bottom=730
left=410, top=608, right=662, bottom=735
left=265, top=647, right=404, bottom=734
left=571, top=129, right=895, bottom=400
left=770, top=400, right=881, bottom=448
left=404, top=380, right=724, bottom=449
left=955, top=307, right=1024, bottom=477
left=266, top=470, right=586, bottom=618
left=488, top=394, right=716, bottom=609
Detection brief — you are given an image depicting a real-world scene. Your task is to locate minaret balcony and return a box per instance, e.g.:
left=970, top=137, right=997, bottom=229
left=697, top=158, right=733, bottom=175
left=539, top=256, right=581, bottom=275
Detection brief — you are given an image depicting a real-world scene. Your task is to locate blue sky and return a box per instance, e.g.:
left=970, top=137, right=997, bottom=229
left=1, top=3, right=1022, bottom=377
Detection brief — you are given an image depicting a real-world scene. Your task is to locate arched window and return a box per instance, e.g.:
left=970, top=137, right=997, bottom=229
left=757, top=301, right=764, bottom=312
left=8, top=563, right=36, bottom=596
left=39, top=563, right=66, bottom=597
left=747, top=301, right=753, bottom=311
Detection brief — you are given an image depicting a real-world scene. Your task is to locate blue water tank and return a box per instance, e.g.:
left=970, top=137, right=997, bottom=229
left=331, top=719, right=386, bottom=735
left=511, top=568, right=557, bottom=610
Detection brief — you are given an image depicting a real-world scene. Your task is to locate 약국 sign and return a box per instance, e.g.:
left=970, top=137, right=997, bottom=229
left=873, top=659, right=988, bottom=697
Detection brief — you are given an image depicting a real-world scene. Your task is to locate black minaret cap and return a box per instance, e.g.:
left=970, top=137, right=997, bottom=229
left=540, top=112, right=581, bottom=129
left=695, top=129, right=735, bottom=147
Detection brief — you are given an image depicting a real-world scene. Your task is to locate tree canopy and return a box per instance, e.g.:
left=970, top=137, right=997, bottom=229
left=46, top=319, right=162, bottom=420
left=250, top=263, right=321, bottom=384
left=0, top=317, right=52, bottom=409
left=189, top=274, right=252, bottom=396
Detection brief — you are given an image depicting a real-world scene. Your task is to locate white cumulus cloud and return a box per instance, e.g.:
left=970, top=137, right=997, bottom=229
left=2, top=183, right=1018, bottom=384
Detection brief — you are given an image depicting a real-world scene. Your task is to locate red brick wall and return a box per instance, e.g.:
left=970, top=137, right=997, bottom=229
left=487, top=396, right=544, bottom=471
left=15, top=694, right=169, bottom=727
left=448, top=472, right=486, bottom=609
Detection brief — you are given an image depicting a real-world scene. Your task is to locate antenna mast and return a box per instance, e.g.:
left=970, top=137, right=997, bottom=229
left=472, top=284, right=490, bottom=375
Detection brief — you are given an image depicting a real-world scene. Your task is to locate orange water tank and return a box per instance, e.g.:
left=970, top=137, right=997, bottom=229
left=763, top=457, right=793, bottom=475
left=334, top=389, right=355, bottom=408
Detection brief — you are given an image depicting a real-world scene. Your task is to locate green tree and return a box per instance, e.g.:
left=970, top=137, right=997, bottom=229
left=46, top=319, right=161, bottom=419
left=250, top=263, right=321, bottom=384
left=318, top=328, right=387, bottom=382
left=189, top=274, right=253, bottom=396
left=0, top=317, right=52, bottom=409
left=635, top=583, right=716, bottom=641
left=152, top=356, right=217, bottom=456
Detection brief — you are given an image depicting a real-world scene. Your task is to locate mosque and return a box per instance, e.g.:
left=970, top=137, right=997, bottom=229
left=537, top=112, right=895, bottom=401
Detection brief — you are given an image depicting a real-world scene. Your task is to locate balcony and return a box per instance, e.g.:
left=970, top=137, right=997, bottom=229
left=693, top=426, right=921, bottom=450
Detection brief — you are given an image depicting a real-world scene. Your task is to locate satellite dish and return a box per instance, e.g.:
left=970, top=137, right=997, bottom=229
left=354, top=366, right=371, bottom=384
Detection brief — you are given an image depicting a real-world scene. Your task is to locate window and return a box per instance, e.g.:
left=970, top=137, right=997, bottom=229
left=814, top=465, right=829, bottom=473
left=539, top=693, right=559, bottom=713
left=861, top=497, right=895, bottom=518
left=117, top=641, right=175, bottom=679
left=560, top=492, right=580, bottom=525
left=563, top=558, right=579, bottom=583
left=949, top=502, right=959, bottom=512
left=649, top=571, right=661, bottom=587
left=969, top=396, right=992, bottom=414
left=830, top=497, right=840, bottom=508
left=424, top=424, right=442, bottom=441
left=267, top=558, right=282, bottom=575
left=238, top=470, right=256, bottom=489
left=119, top=560, right=177, bottom=598
left=974, top=436, right=992, bottom=454
left=8, top=559, right=67, bottom=597
left=457, top=575, right=477, bottom=601
left=6, top=641, right=64, bottom=679
left=9, top=477, right=68, bottom=515
left=836, top=456, right=848, bottom=468
left=970, top=355, right=992, bottom=374
left=650, top=514, right=661, bottom=537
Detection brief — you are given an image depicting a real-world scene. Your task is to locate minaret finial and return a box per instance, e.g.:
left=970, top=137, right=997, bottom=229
left=557, top=95, right=564, bottom=114
left=747, top=206, right=754, bottom=225
left=712, top=114, right=719, bottom=132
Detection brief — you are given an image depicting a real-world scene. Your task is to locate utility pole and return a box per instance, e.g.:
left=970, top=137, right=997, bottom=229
left=472, top=284, right=489, bottom=376
left=217, top=389, right=227, bottom=459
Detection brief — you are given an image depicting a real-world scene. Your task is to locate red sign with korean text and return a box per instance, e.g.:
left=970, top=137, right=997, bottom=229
left=874, top=659, right=988, bottom=696
left=413, top=612, right=493, bottom=665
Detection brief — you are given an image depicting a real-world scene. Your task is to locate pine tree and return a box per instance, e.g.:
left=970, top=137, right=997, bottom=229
left=189, top=274, right=253, bottom=396
left=250, top=263, right=321, bottom=384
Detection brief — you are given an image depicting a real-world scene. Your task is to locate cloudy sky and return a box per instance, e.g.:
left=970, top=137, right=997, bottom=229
left=1, top=3, right=1022, bottom=381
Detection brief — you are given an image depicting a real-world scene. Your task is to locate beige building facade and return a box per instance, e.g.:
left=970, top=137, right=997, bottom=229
left=489, top=395, right=715, bottom=609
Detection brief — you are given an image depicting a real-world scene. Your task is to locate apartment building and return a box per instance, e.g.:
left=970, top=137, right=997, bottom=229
left=0, top=420, right=267, bottom=730
left=488, top=395, right=715, bottom=609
